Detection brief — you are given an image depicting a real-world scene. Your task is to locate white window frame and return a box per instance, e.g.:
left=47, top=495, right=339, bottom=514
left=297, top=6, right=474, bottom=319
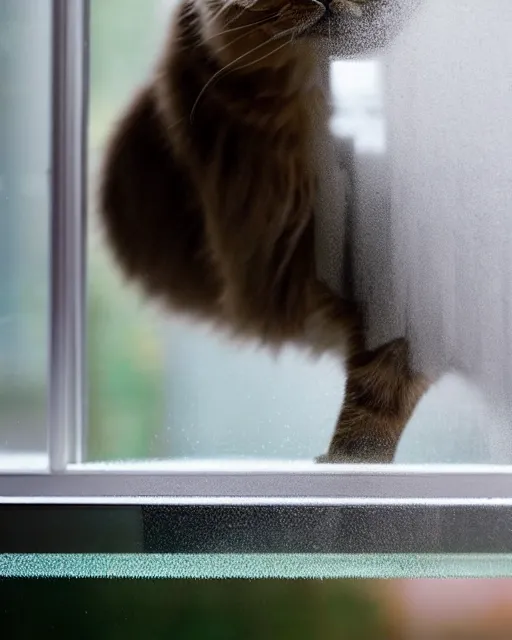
left=1, top=0, right=512, bottom=574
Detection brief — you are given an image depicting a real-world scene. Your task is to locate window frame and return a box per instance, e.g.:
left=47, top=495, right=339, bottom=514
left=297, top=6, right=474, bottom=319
left=1, top=0, right=512, bottom=571
left=49, top=0, right=88, bottom=469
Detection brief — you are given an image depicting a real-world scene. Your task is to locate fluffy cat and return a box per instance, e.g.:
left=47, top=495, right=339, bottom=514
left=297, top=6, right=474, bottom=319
left=99, top=0, right=427, bottom=463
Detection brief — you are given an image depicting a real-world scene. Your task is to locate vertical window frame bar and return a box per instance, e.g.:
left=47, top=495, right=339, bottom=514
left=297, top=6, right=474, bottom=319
left=49, top=0, right=89, bottom=470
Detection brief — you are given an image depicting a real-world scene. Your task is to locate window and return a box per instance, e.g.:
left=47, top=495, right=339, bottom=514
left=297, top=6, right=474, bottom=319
left=2, top=0, right=512, bottom=578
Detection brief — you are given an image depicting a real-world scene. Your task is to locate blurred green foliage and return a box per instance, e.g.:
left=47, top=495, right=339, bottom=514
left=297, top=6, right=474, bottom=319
left=87, top=0, right=169, bottom=461
left=1, top=579, right=387, bottom=639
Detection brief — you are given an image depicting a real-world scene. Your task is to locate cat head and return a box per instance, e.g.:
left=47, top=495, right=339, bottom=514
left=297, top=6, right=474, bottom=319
left=199, top=0, right=326, bottom=36
left=196, top=0, right=422, bottom=61
left=195, top=0, right=326, bottom=67
left=313, top=0, right=423, bottom=58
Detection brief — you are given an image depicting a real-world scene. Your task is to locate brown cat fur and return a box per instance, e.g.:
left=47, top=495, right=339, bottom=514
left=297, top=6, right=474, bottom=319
left=99, top=0, right=427, bottom=463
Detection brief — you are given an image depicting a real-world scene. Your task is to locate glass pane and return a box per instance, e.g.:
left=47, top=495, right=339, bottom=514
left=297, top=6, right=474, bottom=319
left=0, top=0, right=50, bottom=467
left=87, top=0, right=512, bottom=464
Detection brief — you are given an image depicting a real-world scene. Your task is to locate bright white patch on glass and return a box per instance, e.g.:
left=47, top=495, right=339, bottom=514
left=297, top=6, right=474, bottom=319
left=330, top=60, right=386, bottom=153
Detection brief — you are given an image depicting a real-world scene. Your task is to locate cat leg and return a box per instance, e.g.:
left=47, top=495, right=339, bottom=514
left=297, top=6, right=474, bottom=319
left=318, top=337, right=429, bottom=463
left=303, top=285, right=428, bottom=463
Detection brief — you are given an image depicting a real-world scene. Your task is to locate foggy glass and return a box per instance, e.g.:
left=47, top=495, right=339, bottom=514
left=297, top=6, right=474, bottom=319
left=87, top=0, right=512, bottom=464
left=348, top=0, right=512, bottom=463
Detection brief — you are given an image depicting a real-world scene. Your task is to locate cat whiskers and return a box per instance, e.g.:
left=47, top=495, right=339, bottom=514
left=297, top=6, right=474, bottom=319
left=209, top=1, right=235, bottom=24
left=230, top=35, right=293, bottom=75
left=189, top=32, right=293, bottom=123
left=174, top=2, right=242, bottom=43
left=205, top=12, right=279, bottom=46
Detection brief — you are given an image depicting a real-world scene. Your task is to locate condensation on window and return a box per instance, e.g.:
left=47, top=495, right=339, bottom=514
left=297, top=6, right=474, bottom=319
left=87, top=0, right=512, bottom=465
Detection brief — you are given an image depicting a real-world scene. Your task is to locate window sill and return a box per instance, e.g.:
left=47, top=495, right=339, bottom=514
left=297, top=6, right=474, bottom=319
left=1, top=462, right=512, bottom=500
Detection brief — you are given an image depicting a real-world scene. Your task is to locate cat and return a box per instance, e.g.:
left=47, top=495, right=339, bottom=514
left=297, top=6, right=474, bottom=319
left=99, top=0, right=427, bottom=463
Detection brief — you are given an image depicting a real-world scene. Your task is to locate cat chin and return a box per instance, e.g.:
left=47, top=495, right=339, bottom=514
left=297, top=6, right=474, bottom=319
left=302, top=17, right=371, bottom=58
left=303, top=13, right=379, bottom=53
left=304, top=0, right=423, bottom=59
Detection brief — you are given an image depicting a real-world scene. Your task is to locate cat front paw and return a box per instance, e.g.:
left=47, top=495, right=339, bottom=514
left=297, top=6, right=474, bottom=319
left=317, top=338, right=429, bottom=464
